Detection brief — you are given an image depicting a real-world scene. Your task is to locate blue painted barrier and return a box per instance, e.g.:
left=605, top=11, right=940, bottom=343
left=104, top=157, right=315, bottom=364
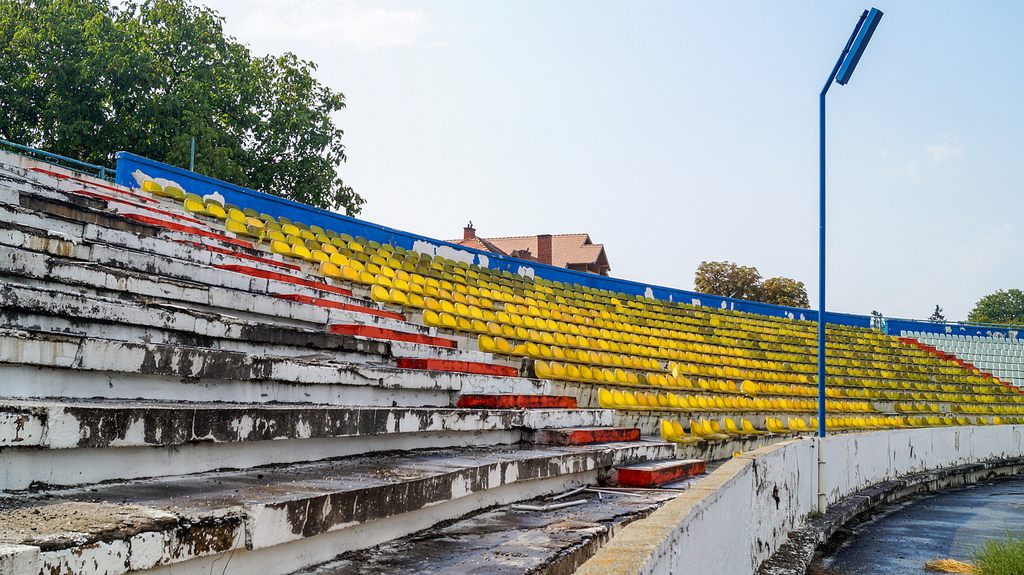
left=885, top=318, right=1024, bottom=340
left=115, top=151, right=871, bottom=329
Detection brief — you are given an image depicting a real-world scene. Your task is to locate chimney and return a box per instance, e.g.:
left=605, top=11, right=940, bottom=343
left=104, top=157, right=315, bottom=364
left=463, top=220, right=475, bottom=240
left=537, top=234, right=552, bottom=265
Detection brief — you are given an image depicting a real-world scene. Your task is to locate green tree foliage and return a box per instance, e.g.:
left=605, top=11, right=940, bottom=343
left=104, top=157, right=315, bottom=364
left=694, top=261, right=809, bottom=308
left=694, top=261, right=763, bottom=301
left=929, top=304, right=945, bottom=323
left=759, top=277, right=810, bottom=308
left=0, top=0, right=363, bottom=214
left=968, top=289, right=1024, bottom=325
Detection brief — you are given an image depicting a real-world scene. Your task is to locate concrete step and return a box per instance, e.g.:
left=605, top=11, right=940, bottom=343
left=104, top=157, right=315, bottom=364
left=0, top=240, right=422, bottom=335
left=0, top=194, right=373, bottom=308
left=0, top=210, right=458, bottom=338
left=0, top=328, right=552, bottom=404
left=534, top=427, right=642, bottom=446
left=614, top=459, right=707, bottom=488
left=290, top=485, right=680, bottom=575
left=0, top=399, right=616, bottom=490
left=0, top=442, right=676, bottom=575
left=0, top=282, right=496, bottom=368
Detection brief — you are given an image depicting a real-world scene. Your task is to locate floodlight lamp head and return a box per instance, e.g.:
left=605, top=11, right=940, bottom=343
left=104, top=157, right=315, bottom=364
left=836, top=7, right=883, bottom=86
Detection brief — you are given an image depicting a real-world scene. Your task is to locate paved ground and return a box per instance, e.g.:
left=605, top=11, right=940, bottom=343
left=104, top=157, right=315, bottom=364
left=811, top=476, right=1024, bottom=575
left=295, top=484, right=694, bottom=574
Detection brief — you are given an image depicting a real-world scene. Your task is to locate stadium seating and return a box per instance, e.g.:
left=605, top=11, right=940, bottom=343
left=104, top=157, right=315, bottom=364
left=3, top=151, right=1024, bottom=574
left=112, top=167, right=1024, bottom=436
left=902, top=330, right=1024, bottom=387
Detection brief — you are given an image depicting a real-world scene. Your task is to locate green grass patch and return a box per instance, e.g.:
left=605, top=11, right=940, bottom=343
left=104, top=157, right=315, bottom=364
left=975, top=533, right=1024, bottom=575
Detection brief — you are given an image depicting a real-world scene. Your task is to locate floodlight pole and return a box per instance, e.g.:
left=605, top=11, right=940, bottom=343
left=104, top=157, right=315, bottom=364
left=817, top=7, right=881, bottom=515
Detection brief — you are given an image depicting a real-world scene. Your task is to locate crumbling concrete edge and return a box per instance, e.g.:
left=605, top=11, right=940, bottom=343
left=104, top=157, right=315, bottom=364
left=573, top=425, right=1024, bottom=575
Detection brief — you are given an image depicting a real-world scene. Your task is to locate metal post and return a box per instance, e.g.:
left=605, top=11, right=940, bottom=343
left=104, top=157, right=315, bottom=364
left=189, top=137, right=196, bottom=172
left=817, top=10, right=869, bottom=515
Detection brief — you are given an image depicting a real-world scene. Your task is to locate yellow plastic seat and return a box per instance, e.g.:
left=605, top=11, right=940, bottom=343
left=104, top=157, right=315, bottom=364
left=269, top=240, right=292, bottom=257
left=320, top=261, right=343, bottom=279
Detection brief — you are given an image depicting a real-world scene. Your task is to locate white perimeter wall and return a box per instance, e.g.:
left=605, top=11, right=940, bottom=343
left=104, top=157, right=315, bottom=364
left=576, top=425, right=1024, bottom=575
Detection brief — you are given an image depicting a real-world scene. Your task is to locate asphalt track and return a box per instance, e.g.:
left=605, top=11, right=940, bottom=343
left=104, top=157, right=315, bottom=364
left=812, top=476, right=1024, bottom=575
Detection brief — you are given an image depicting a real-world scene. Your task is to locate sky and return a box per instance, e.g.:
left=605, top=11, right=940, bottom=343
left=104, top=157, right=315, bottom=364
left=201, top=0, right=1024, bottom=322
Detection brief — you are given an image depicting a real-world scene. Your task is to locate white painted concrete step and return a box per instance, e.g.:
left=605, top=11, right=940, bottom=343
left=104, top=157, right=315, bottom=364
left=0, top=328, right=553, bottom=404
left=0, top=281, right=497, bottom=366
left=0, top=221, right=443, bottom=337
left=0, top=399, right=616, bottom=490
left=0, top=442, right=677, bottom=575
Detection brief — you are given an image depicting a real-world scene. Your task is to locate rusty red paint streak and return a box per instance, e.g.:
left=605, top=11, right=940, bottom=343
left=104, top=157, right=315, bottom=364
left=29, top=167, right=157, bottom=202
left=273, top=294, right=406, bottom=321
left=562, top=428, right=641, bottom=445
left=395, top=358, right=519, bottom=377
left=72, top=188, right=206, bottom=224
left=328, top=324, right=456, bottom=348
left=124, top=213, right=252, bottom=248
left=176, top=240, right=301, bottom=272
left=215, top=264, right=353, bottom=296
left=617, top=460, right=706, bottom=488
left=456, top=394, right=577, bottom=409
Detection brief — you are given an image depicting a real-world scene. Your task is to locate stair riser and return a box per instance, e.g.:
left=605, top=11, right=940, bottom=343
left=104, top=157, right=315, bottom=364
left=2, top=312, right=388, bottom=366
left=1, top=430, right=524, bottom=491
left=1, top=363, right=459, bottom=406
left=2, top=406, right=613, bottom=449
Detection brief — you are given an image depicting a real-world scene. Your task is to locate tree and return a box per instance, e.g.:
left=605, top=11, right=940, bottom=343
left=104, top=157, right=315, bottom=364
left=928, top=305, right=945, bottom=323
left=694, top=261, right=762, bottom=301
left=0, top=0, right=363, bottom=214
left=694, top=261, right=809, bottom=308
left=968, top=289, right=1024, bottom=325
left=759, top=277, right=809, bottom=308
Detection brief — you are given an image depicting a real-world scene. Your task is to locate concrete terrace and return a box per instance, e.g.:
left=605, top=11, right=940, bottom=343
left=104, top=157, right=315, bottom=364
left=1, top=150, right=1023, bottom=575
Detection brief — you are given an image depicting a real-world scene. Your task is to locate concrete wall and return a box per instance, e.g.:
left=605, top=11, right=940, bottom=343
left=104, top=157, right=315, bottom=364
left=886, top=317, right=1023, bottom=339
left=576, top=425, right=1024, bottom=575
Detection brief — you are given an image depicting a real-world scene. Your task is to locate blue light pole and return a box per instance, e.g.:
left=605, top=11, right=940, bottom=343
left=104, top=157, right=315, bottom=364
left=817, top=7, right=882, bottom=513
left=817, top=7, right=883, bottom=437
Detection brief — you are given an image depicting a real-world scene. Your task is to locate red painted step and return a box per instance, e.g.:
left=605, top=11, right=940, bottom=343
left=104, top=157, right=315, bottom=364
left=616, top=459, right=706, bottom=488
left=124, top=213, right=252, bottom=248
left=72, top=188, right=205, bottom=223
left=456, top=394, right=577, bottom=409
left=274, top=294, right=406, bottom=321
left=535, top=427, right=641, bottom=446
left=214, top=264, right=353, bottom=297
left=30, top=167, right=159, bottom=203
left=177, top=240, right=302, bottom=272
left=329, top=324, right=456, bottom=348
left=396, top=358, right=519, bottom=377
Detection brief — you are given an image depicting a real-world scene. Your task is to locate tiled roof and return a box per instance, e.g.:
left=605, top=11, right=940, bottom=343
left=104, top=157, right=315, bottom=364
left=448, top=233, right=609, bottom=270
left=450, top=236, right=509, bottom=256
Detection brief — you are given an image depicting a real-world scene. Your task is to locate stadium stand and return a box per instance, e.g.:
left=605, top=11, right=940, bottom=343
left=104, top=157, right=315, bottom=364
left=900, top=330, right=1024, bottom=388
left=2, top=148, right=1024, bottom=573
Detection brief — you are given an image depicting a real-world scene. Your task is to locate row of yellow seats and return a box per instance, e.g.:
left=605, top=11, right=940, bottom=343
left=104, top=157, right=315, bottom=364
left=535, top=357, right=927, bottom=405
left=959, top=404, right=1024, bottom=414
left=660, top=419, right=766, bottom=444
left=598, top=388, right=873, bottom=414
left=196, top=200, right=1013, bottom=412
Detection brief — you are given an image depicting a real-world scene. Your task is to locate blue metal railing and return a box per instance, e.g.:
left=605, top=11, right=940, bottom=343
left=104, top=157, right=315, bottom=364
left=0, top=138, right=115, bottom=182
